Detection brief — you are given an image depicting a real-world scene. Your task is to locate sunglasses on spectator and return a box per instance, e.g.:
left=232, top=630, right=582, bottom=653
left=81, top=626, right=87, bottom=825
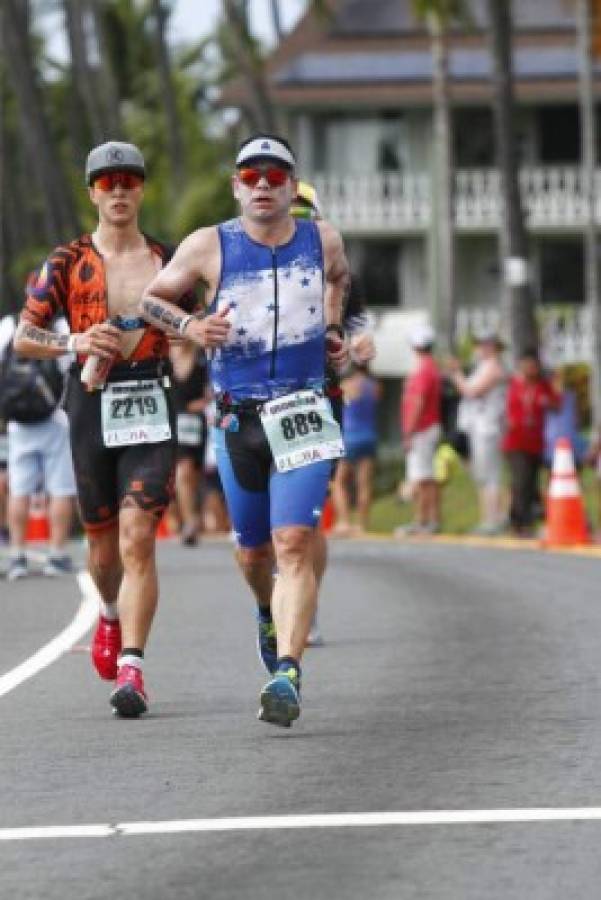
left=237, top=167, right=290, bottom=188
left=92, top=172, right=144, bottom=191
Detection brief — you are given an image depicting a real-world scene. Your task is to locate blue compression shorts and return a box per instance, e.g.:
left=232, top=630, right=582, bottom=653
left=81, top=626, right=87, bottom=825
left=213, top=415, right=331, bottom=548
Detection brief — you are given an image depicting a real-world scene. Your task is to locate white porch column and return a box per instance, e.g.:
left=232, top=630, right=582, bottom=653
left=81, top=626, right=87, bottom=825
left=295, top=114, right=313, bottom=171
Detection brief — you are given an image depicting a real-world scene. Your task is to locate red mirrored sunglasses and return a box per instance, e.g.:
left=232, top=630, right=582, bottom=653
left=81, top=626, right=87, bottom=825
left=92, top=172, right=144, bottom=191
left=238, top=167, right=290, bottom=188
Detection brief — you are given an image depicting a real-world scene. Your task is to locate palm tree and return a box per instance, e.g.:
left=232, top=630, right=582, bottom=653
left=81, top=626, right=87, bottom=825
left=86, top=0, right=123, bottom=138
left=150, top=0, right=186, bottom=190
left=220, top=0, right=278, bottom=132
left=411, top=0, right=464, bottom=352
left=3, top=0, right=80, bottom=244
left=575, top=0, right=601, bottom=426
left=268, top=0, right=284, bottom=42
left=486, top=0, right=537, bottom=356
left=63, top=0, right=107, bottom=144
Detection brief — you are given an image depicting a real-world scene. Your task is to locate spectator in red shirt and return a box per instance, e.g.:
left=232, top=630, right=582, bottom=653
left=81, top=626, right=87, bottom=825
left=503, top=348, right=560, bottom=535
left=396, top=323, right=442, bottom=535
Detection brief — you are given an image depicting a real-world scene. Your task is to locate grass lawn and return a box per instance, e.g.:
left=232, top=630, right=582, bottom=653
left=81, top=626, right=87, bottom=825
left=367, top=460, right=600, bottom=536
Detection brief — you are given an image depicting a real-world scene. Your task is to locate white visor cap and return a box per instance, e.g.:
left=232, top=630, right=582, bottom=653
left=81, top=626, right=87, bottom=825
left=236, top=137, right=296, bottom=169
left=409, top=322, right=436, bottom=349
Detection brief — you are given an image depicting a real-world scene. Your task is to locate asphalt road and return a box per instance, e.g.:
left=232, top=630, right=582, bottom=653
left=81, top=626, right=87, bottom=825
left=2, top=538, right=601, bottom=899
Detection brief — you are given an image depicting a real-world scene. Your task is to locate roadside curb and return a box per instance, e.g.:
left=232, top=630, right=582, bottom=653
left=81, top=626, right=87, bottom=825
left=331, top=531, right=601, bottom=559
left=163, top=531, right=601, bottom=559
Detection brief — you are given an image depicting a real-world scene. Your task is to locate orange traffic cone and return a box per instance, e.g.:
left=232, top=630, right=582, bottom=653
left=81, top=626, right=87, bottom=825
left=320, top=496, right=335, bottom=533
left=544, top=438, right=589, bottom=546
left=26, top=492, right=50, bottom=543
left=156, top=513, right=172, bottom=540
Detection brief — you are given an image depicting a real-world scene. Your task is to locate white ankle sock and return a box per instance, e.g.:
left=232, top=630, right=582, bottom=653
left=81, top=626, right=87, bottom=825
left=100, top=601, right=119, bottom=621
left=119, top=654, right=143, bottom=670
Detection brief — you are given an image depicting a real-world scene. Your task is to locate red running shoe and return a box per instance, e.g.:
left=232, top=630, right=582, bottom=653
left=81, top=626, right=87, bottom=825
left=91, top=616, right=122, bottom=681
left=109, top=664, right=148, bottom=718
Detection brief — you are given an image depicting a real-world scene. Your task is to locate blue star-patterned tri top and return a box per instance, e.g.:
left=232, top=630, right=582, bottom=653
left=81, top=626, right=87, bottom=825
left=208, top=217, right=325, bottom=401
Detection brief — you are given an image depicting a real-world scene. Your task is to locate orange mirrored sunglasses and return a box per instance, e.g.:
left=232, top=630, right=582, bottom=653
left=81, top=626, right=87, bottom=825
left=238, top=167, right=289, bottom=188
left=92, top=172, right=144, bottom=191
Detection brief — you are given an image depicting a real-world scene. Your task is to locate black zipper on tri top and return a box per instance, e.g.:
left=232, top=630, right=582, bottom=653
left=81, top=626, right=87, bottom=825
left=270, top=248, right=279, bottom=379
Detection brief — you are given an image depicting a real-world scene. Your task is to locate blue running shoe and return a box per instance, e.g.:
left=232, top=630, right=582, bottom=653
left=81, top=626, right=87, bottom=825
left=258, top=667, right=301, bottom=728
left=256, top=612, right=278, bottom=674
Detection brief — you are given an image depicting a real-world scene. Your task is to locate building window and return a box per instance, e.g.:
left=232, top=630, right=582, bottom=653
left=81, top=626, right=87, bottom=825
left=355, top=240, right=400, bottom=308
left=537, top=105, right=601, bottom=163
left=539, top=239, right=584, bottom=305
left=378, top=112, right=407, bottom=172
left=454, top=108, right=494, bottom=167
left=537, top=106, right=580, bottom=163
left=312, top=113, right=406, bottom=174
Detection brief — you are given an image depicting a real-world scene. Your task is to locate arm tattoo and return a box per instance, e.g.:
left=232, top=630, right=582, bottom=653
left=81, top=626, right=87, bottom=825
left=21, top=324, right=69, bottom=350
left=341, top=277, right=352, bottom=324
left=141, top=299, right=186, bottom=335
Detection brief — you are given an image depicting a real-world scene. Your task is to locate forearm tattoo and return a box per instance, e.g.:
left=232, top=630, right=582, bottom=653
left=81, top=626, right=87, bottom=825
left=340, top=278, right=352, bottom=327
left=141, top=298, right=186, bottom=335
left=20, top=324, right=69, bottom=350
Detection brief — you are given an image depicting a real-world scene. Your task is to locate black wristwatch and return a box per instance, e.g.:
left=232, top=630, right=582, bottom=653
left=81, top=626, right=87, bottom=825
left=325, top=324, right=344, bottom=341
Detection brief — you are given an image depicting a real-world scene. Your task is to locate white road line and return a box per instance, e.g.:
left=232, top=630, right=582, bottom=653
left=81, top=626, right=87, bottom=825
left=0, top=825, right=114, bottom=841
left=0, top=572, right=98, bottom=698
left=3, top=808, right=601, bottom=841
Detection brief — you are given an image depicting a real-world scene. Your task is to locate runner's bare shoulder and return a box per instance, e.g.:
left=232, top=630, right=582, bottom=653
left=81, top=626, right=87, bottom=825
left=170, top=226, right=221, bottom=290
left=315, top=220, right=345, bottom=257
left=315, top=220, right=348, bottom=278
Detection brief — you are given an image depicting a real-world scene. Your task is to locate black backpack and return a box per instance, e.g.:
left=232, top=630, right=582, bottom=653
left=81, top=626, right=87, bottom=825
left=0, top=340, right=64, bottom=424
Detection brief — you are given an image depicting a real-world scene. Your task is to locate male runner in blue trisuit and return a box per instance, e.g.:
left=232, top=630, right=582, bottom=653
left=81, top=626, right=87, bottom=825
left=140, top=134, right=350, bottom=727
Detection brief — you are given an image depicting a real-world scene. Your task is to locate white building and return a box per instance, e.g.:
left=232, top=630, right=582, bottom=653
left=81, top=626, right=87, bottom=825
left=222, top=0, right=598, bottom=377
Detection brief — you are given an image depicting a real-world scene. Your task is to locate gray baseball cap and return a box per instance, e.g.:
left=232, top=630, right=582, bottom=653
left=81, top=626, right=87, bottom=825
left=85, top=141, right=145, bottom=185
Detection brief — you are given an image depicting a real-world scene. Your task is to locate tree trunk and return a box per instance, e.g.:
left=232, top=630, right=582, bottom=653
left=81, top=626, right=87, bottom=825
left=221, top=0, right=278, bottom=133
left=150, top=0, right=186, bottom=189
left=0, top=21, right=11, bottom=309
left=487, top=0, right=537, bottom=356
left=577, top=0, right=601, bottom=427
left=86, top=0, right=123, bottom=138
left=2, top=171, right=32, bottom=312
left=3, top=0, right=80, bottom=244
left=429, top=13, right=455, bottom=352
left=268, top=0, right=284, bottom=42
left=63, top=0, right=106, bottom=144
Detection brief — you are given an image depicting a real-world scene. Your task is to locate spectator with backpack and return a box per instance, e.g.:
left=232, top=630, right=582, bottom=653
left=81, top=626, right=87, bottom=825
left=0, top=307, right=76, bottom=581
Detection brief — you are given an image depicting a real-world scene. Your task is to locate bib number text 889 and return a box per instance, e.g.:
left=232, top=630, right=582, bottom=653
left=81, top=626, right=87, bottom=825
left=280, top=411, right=323, bottom=441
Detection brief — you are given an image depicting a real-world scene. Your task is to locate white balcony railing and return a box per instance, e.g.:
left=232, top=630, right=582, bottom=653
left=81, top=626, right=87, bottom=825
left=456, top=305, right=593, bottom=366
left=313, top=167, right=601, bottom=234
left=371, top=305, right=594, bottom=376
left=313, top=171, right=431, bottom=233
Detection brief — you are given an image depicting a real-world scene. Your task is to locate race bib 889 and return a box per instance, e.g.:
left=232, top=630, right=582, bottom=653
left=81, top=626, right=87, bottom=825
left=260, top=390, right=344, bottom=473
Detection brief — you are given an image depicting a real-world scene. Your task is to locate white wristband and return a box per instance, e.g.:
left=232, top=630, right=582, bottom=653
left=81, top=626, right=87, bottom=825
left=67, top=334, right=77, bottom=353
left=178, top=315, right=193, bottom=336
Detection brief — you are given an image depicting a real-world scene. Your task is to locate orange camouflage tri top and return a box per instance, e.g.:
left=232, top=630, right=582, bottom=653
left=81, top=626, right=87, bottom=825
left=21, top=234, right=196, bottom=363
